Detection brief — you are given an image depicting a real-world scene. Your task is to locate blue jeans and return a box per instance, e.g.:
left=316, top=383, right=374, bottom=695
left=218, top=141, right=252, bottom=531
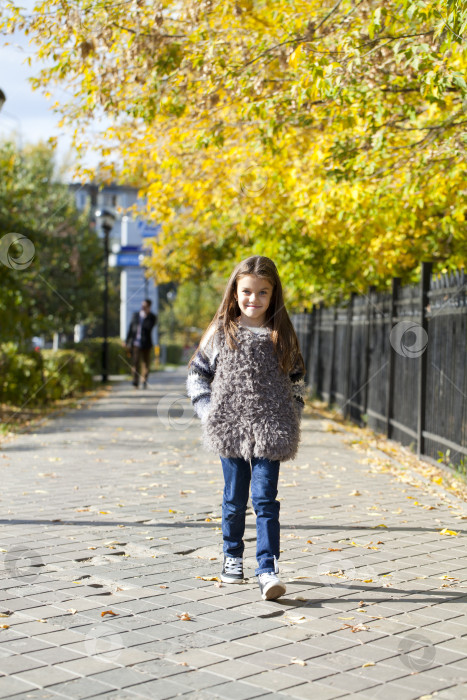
left=220, top=455, right=281, bottom=576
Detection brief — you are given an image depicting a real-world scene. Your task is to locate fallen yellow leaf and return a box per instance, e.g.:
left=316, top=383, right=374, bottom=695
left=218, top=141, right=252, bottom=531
left=101, top=610, right=117, bottom=617
left=439, top=528, right=459, bottom=536
left=195, top=575, right=221, bottom=582
left=340, top=622, right=370, bottom=633
left=177, top=612, right=192, bottom=621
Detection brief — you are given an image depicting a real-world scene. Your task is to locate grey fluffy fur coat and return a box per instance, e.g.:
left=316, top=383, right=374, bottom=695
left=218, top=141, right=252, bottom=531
left=201, top=325, right=301, bottom=462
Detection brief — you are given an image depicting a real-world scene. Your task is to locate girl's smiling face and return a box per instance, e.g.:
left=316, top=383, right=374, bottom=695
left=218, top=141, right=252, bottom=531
left=235, top=274, right=274, bottom=327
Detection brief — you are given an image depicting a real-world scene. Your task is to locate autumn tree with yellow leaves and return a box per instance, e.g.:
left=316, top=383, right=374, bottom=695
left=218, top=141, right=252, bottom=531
left=2, top=0, right=466, bottom=305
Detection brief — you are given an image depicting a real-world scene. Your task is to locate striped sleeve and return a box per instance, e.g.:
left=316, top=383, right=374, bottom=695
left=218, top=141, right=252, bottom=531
left=289, top=357, right=306, bottom=414
left=186, top=328, right=219, bottom=421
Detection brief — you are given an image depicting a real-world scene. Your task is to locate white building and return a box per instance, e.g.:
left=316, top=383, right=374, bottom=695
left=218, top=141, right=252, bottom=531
left=70, top=183, right=159, bottom=346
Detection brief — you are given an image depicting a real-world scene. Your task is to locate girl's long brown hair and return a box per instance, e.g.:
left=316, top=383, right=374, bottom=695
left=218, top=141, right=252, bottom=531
left=187, top=255, right=305, bottom=376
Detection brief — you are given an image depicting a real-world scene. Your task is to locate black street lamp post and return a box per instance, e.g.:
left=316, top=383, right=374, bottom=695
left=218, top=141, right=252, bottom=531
left=167, top=289, right=176, bottom=343
left=0, top=89, right=6, bottom=112
left=96, top=208, right=116, bottom=382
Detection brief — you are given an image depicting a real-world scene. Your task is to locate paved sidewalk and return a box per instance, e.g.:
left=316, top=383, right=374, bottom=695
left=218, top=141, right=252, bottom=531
left=0, top=368, right=466, bottom=700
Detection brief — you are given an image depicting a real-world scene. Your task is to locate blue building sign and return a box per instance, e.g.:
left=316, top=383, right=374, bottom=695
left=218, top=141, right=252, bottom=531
left=116, top=253, right=141, bottom=267
left=137, top=221, right=161, bottom=238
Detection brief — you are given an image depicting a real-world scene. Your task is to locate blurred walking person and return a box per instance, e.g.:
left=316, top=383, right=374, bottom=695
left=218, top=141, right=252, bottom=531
left=126, top=299, right=157, bottom=389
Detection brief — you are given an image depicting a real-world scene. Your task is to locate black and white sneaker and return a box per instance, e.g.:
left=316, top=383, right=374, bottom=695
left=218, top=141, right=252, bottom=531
left=220, top=555, right=244, bottom=583
left=258, top=572, right=286, bottom=600
left=257, top=556, right=286, bottom=600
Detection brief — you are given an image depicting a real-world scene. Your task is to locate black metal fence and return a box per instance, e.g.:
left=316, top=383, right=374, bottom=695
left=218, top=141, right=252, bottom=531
left=291, top=262, right=466, bottom=471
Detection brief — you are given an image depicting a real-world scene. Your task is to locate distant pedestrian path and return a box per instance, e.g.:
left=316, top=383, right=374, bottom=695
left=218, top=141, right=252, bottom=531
left=0, top=370, right=466, bottom=700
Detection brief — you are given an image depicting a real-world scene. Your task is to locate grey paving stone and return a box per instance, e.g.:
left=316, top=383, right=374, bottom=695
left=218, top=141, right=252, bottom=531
left=110, top=676, right=198, bottom=699
left=205, top=658, right=265, bottom=680
left=27, top=647, right=85, bottom=665
left=56, top=657, right=121, bottom=677
left=197, top=641, right=255, bottom=659
left=436, top=637, right=467, bottom=655
left=433, top=686, right=467, bottom=700
left=417, top=664, right=467, bottom=684
left=0, top=677, right=38, bottom=699
left=31, top=630, right=85, bottom=646
left=390, top=672, right=461, bottom=696
left=241, top=670, right=308, bottom=692
left=161, top=669, right=225, bottom=691
left=319, top=670, right=383, bottom=693
left=88, top=667, right=155, bottom=689
left=39, top=676, right=116, bottom=699
left=277, top=682, right=347, bottom=699
left=163, top=648, right=225, bottom=668
left=186, top=680, right=265, bottom=700
left=5, top=690, right=66, bottom=700
left=350, top=660, right=411, bottom=684
left=0, top=655, right=46, bottom=674
left=9, top=664, right=79, bottom=688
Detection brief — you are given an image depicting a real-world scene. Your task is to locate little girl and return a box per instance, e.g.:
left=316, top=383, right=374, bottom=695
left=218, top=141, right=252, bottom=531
left=186, top=255, right=306, bottom=600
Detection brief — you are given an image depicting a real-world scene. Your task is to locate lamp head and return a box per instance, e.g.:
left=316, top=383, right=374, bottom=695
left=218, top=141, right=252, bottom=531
left=95, top=208, right=116, bottom=231
left=0, top=89, right=6, bottom=113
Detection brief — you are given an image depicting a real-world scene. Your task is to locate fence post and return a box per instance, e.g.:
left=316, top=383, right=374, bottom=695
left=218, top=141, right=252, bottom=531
left=303, top=308, right=311, bottom=381
left=417, top=261, right=432, bottom=458
left=316, top=301, right=323, bottom=398
left=386, top=277, right=401, bottom=439
left=308, top=305, right=317, bottom=396
left=362, top=285, right=376, bottom=424
left=343, top=293, right=355, bottom=420
left=328, top=303, right=338, bottom=408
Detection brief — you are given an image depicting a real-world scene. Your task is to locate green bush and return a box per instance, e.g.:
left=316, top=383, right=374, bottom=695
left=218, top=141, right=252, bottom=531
left=41, top=349, right=94, bottom=400
left=0, top=342, right=44, bottom=405
left=69, top=338, right=130, bottom=375
left=164, top=344, right=183, bottom=365
left=0, top=343, right=94, bottom=406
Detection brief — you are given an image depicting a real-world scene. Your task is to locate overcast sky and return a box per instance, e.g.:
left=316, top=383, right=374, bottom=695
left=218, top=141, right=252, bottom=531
left=0, top=3, right=95, bottom=180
